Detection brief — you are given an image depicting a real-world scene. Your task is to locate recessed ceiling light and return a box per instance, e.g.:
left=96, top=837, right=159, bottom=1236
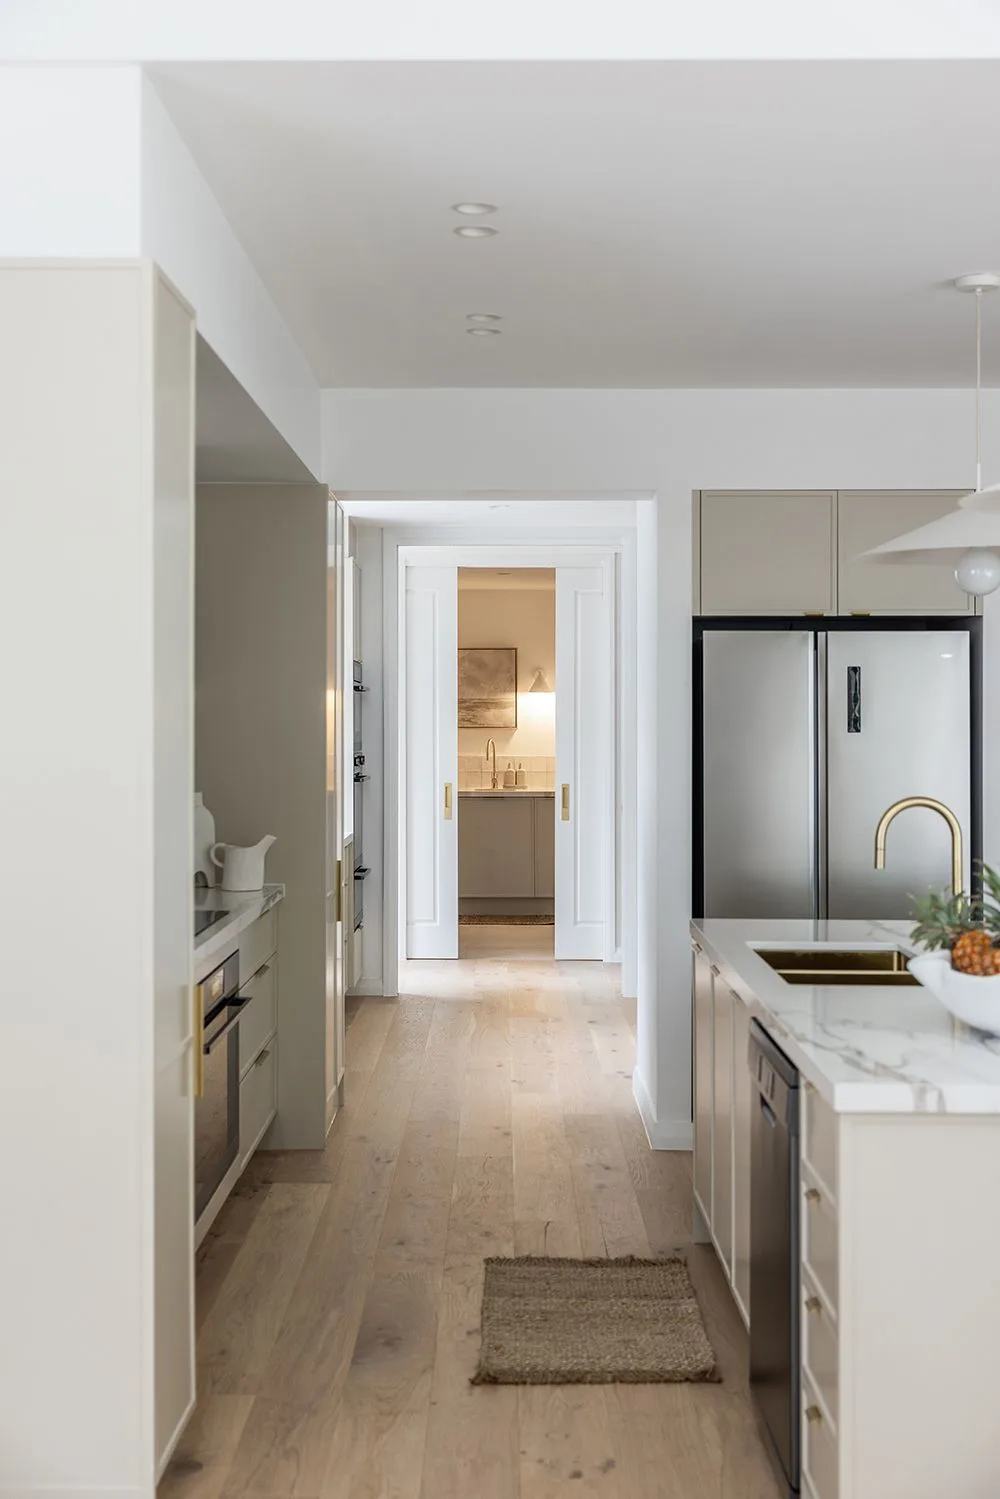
left=467, top=326, right=501, bottom=336
left=454, top=225, right=498, bottom=239
left=467, top=313, right=503, bottom=323
left=452, top=202, right=497, bottom=216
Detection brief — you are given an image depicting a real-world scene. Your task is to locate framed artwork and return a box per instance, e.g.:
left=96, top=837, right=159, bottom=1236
left=458, top=647, right=518, bottom=728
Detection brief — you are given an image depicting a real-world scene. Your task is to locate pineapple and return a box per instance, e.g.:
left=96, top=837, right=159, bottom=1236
left=952, top=929, right=1000, bottom=975
left=911, top=863, right=1000, bottom=974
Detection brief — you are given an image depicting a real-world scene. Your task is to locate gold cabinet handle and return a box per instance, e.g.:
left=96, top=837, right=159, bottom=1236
left=444, top=782, right=453, bottom=820
left=804, top=1295, right=823, bottom=1315
left=804, top=1187, right=822, bottom=1203
left=561, top=783, right=570, bottom=821
left=335, top=859, right=343, bottom=923
left=193, top=985, right=205, bottom=1099
left=805, top=1405, right=823, bottom=1425
left=254, top=1047, right=270, bottom=1067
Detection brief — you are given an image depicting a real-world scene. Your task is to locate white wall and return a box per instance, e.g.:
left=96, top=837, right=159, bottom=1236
left=0, top=65, right=142, bottom=255
left=323, top=385, right=1000, bottom=1147
left=458, top=584, right=555, bottom=762
left=0, top=262, right=192, bottom=1499
left=141, top=77, right=321, bottom=476
left=4, top=1, right=1000, bottom=60
left=0, top=65, right=321, bottom=477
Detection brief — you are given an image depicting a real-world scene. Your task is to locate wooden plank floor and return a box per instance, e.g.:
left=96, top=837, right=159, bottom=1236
left=160, top=927, right=779, bottom=1499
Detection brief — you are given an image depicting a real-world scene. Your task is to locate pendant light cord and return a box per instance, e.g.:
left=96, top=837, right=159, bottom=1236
left=976, top=287, right=983, bottom=493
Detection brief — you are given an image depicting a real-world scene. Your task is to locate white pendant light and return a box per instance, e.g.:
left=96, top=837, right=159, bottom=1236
left=866, top=272, right=1000, bottom=595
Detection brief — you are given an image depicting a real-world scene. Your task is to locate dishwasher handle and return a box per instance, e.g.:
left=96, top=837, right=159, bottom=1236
left=749, top=1020, right=799, bottom=1133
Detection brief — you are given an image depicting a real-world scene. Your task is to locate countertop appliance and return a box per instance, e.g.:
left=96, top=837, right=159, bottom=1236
left=194, top=907, right=229, bottom=939
left=194, top=950, right=246, bottom=1223
left=694, top=618, right=981, bottom=919
left=749, top=1019, right=801, bottom=1498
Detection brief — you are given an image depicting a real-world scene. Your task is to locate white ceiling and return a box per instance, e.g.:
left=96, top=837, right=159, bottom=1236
left=196, top=336, right=315, bottom=481
left=338, top=494, right=640, bottom=525
left=154, top=61, right=1000, bottom=389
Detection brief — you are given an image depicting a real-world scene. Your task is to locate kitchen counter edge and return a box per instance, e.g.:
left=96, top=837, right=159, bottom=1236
left=195, top=884, right=284, bottom=980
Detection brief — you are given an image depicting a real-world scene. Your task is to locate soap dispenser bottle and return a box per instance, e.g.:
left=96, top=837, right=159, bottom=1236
left=503, top=761, right=516, bottom=789
left=515, top=762, right=527, bottom=789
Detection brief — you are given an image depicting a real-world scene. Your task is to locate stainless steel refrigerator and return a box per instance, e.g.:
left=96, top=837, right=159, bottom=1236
left=694, top=622, right=981, bottom=920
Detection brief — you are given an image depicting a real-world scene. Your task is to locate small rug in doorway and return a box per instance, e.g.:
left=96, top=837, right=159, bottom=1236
left=459, top=914, right=554, bottom=926
left=472, top=1256, right=720, bottom=1386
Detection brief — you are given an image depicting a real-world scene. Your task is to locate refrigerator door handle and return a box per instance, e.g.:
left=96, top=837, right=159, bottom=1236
left=847, top=666, right=862, bottom=734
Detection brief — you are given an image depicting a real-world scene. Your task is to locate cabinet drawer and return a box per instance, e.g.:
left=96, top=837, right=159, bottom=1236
left=803, top=1170, right=839, bottom=1313
left=803, top=1267, right=839, bottom=1427
left=803, top=1374, right=839, bottom=1499
left=239, top=1038, right=277, bottom=1168
left=804, top=1083, right=837, bottom=1197
left=238, top=956, right=277, bottom=1074
left=239, top=908, right=277, bottom=987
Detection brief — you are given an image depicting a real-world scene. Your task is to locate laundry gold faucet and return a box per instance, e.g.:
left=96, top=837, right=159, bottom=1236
left=874, top=797, right=964, bottom=897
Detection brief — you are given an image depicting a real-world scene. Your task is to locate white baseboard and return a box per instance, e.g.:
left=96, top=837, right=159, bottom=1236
left=632, top=1068, right=694, bottom=1151
left=0, top=1487, right=148, bottom=1497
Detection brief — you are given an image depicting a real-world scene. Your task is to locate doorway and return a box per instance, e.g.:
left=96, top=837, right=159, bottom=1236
left=397, top=544, right=617, bottom=970
left=457, top=567, right=555, bottom=953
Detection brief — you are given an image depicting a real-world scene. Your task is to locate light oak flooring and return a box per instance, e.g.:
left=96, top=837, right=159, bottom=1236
left=160, top=927, right=779, bottom=1499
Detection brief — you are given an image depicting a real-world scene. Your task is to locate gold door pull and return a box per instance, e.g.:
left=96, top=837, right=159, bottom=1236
left=193, top=985, right=205, bottom=1099
left=561, top=784, right=570, bottom=821
left=444, top=782, right=453, bottom=820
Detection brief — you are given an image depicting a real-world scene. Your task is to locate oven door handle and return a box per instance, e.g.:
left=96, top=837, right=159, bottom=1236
left=203, top=995, right=250, bottom=1053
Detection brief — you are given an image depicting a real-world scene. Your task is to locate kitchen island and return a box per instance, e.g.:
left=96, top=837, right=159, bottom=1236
left=691, top=917, right=1000, bottom=1499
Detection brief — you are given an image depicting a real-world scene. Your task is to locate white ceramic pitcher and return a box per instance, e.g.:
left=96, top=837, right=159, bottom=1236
left=210, top=835, right=276, bottom=892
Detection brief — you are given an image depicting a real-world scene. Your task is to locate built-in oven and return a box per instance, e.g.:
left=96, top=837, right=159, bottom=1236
left=353, top=660, right=369, bottom=931
left=194, top=950, right=246, bottom=1223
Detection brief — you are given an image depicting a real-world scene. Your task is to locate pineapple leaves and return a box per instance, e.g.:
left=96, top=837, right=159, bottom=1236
left=910, top=860, right=1000, bottom=952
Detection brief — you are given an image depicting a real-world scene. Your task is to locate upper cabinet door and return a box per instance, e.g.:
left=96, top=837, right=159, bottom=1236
left=699, top=491, right=836, bottom=615
left=837, top=490, right=973, bottom=615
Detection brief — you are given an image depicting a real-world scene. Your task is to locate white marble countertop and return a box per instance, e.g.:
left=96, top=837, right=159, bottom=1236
left=459, top=788, right=555, bottom=798
left=692, top=917, right=1000, bottom=1115
left=195, top=884, right=284, bottom=979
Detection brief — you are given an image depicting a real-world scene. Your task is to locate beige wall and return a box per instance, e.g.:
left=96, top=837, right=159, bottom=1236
left=458, top=583, right=555, bottom=776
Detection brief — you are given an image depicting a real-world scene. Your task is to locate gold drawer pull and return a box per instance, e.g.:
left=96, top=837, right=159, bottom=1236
left=561, top=783, right=570, bottom=821
left=805, top=1405, right=823, bottom=1425
left=805, top=1295, right=823, bottom=1314
left=254, top=1047, right=271, bottom=1067
left=804, top=1187, right=822, bottom=1203
left=444, top=782, right=453, bottom=820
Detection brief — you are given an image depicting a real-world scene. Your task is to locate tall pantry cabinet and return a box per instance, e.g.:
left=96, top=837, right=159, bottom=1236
left=196, top=484, right=348, bottom=1149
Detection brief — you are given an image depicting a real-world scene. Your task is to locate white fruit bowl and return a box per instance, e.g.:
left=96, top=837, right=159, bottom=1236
left=908, top=951, right=1000, bottom=1033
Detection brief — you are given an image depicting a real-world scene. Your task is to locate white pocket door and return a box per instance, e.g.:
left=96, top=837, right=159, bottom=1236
left=555, top=564, right=611, bottom=959
left=404, top=564, right=459, bottom=958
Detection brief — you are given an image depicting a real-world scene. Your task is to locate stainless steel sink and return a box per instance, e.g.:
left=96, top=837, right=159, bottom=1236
left=752, top=947, right=919, bottom=986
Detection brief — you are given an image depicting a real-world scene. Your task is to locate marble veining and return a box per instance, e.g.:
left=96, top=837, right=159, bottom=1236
left=692, top=917, right=1000, bottom=1115
left=194, top=883, right=284, bottom=979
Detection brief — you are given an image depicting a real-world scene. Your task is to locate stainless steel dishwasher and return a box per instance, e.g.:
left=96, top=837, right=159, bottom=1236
left=749, top=1020, right=801, bottom=1498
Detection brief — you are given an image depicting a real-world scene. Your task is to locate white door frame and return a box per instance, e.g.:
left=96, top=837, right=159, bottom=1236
left=383, top=533, right=634, bottom=991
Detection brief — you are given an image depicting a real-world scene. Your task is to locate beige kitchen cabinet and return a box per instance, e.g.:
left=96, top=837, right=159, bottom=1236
left=837, top=489, right=973, bottom=614
left=458, top=794, right=555, bottom=905
left=698, top=490, right=836, bottom=615
left=692, top=948, right=714, bottom=1218
left=731, top=998, right=752, bottom=1321
left=459, top=795, right=534, bottom=895
left=533, top=796, right=555, bottom=897
left=712, top=982, right=734, bottom=1269
left=691, top=941, right=752, bottom=1325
